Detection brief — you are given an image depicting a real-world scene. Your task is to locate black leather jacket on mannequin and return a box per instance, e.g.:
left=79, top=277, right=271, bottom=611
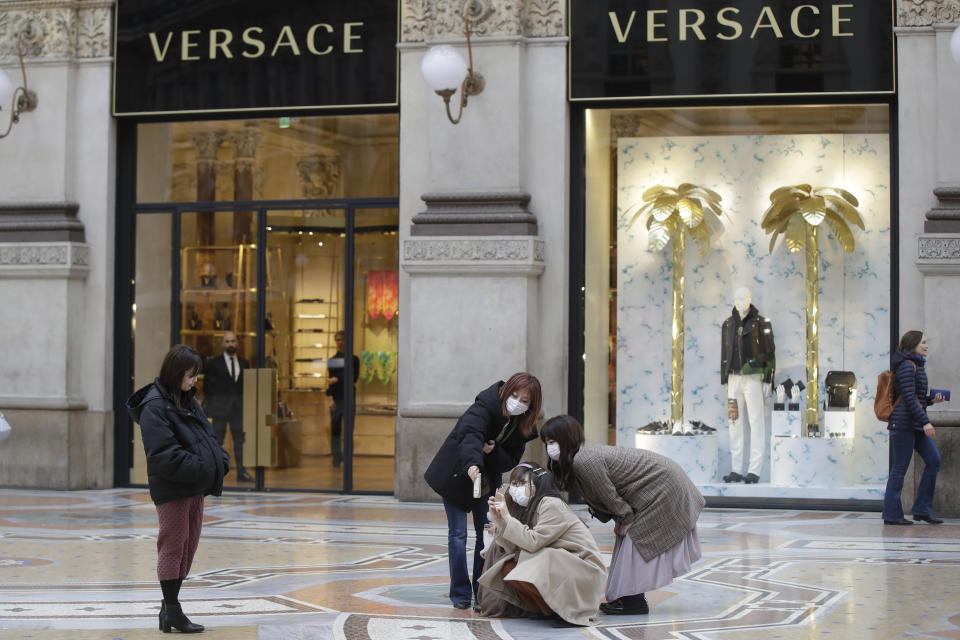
left=720, top=304, right=776, bottom=385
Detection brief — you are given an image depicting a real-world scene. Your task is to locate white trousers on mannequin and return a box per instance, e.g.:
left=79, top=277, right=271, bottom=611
left=727, top=373, right=766, bottom=476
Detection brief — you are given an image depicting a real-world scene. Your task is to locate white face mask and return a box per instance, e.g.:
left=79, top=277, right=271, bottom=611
left=546, top=442, right=561, bottom=461
left=509, top=484, right=530, bottom=506
left=505, top=397, right=529, bottom=416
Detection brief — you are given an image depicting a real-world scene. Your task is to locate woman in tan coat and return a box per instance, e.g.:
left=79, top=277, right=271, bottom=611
left=478, top=464, right=606, bottom=627
left=542, top=415, right=704, bottom=616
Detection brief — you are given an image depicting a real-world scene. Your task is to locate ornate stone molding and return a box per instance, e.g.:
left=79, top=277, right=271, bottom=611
left=296, top=153, right=343, bottom=199
left=0, top=2, right=113, bottom=61
left=411, top=191, right=538, bottom=236
left=897, top=0, right=960, bottom=27
left=0, top=241, right=90, bottom=279
left=924, top=186, right=960, bottom=233
left=401, top=236, right=545, bottom=275
left=192, top=131, right=225, bottom=163
left=402, top=0, right=564, bottom=42
left=916, top=234, right=960, bottom=275
left=0, top=202, right=84, bottom=242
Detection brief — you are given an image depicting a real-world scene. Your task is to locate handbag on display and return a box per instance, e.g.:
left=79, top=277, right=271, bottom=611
left=0, top=411, right=11, bottom=441
left=825, top=371, right=857, bottom=410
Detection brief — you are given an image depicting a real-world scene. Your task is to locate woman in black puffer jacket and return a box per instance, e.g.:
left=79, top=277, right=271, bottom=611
left=881, top=331, right=945, bottom=526
left=127, top=344, right=229, bottom=633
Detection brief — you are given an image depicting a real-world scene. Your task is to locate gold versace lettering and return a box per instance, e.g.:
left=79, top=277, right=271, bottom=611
left=344, top=22, right=363, bottom=53
left=148, top=32, right=174, bottom=62
left=181, top=30, right=201, bottom=61
left=210, top=29, right=234, bottom=59
left=242, top=27, right=266, bottom=58
left=307, top=23, right=334, bottom=55
left=832, top=4, right=854, bottom=36
left=605, top=4, right=857, bottom=44
left=271, top=25, right=301, bottom=57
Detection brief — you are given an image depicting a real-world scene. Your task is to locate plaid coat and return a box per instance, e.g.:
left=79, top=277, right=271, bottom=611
left=572, top=442, right=704, bottom=561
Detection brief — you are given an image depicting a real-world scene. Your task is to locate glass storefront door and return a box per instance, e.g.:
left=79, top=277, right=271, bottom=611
left=122, top=112, right=399, bottom=493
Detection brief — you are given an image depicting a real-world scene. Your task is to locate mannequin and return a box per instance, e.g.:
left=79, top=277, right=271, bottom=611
left=720, top=287, right=775, bottom=484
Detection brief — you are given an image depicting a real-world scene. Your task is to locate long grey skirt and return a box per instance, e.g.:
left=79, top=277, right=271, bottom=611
left=605, top=527, right=701, bottom=601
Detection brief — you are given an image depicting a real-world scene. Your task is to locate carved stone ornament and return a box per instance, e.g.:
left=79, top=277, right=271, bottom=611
left=402, top=0, right=564, bottom=42
left=918, top=236, right=960, bottom=260
left=296, top=154, right=343, bottom=199
left=897, top=0, right=960, bottom=26
left=0, top=2, right=113, bottom=61
left=228, top=125, right=262, bottom=160
left=0, top=241, right=91, bottom=279
left=401, top=236, right=545, bottom=276
left=192, top=131, right=225, bottom=163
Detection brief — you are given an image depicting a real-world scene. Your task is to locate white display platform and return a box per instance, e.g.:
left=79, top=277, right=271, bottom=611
left=635, top=433, right=718, bottom=484
left=771, top=436, right=855, bottom=487
left=824, top=410, right=855, bottom=438
left=771, top=410, right=802, bottom=437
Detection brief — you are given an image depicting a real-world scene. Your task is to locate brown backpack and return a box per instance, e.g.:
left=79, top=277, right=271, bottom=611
left=874, top=361, right=916, bottom=421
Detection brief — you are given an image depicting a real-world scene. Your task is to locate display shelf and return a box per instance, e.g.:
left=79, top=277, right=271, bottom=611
left=635, top=432, right=718, bottom=484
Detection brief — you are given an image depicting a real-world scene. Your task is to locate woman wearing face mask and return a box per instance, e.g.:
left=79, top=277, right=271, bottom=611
left=478, top=464, right=606, bottom=627
left=424, top=373, right=543, bottom=610
left=542, top=415, right=703, bottom=616
left=126, top=345, right=230, bottom=634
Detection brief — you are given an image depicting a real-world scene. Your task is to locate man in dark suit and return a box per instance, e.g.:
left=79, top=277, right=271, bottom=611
left=326, top=330, right=360, bottom=468
left=203, top=331, right=253, bottom=482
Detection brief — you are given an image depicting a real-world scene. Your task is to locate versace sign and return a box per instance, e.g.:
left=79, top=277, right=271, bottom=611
left=569, top=0, right=895, bottom=101
left=114, top=0, right=399, bottom=115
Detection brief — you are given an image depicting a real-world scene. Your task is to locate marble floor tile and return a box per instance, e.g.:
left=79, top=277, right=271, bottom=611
left=0, top=488, right=956, bottom=639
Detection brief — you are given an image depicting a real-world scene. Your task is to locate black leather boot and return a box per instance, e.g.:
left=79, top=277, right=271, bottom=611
left=235, top=446, right=253, bottom=482
left=162, top=602, right=204, bottom=633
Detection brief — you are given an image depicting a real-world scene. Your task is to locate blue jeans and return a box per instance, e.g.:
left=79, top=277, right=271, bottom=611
left=442, top=495, right=489, bottom=605
left=882, top=429, right=941, bottom=520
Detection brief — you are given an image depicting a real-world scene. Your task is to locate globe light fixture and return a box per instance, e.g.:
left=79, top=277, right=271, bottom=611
left=0, top=34, right=38, bottom=139
left=420, top=13, right=484, bottom=125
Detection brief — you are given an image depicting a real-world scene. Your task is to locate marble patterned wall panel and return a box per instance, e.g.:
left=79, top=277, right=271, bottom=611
left=616, top=133, right=890, bottom=489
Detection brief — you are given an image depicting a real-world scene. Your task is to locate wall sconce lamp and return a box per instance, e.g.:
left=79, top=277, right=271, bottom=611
left=0, top=34, right=39, bottom=139
left=420, top=12, right=485, bottom=125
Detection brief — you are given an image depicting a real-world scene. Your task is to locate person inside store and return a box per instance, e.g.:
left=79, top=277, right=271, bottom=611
left=541, top=415, right=704, bottom=615
left=326, top=330, right=360, bottom=468
left=882, top=330, right=946, bottom=525
left=127, top=344, right=229, bottom=634
left=477, top=463, right=606, bottom=627
left=202, top=331, right=252, bottom=482
left=424, top=372, right=543, bottom=610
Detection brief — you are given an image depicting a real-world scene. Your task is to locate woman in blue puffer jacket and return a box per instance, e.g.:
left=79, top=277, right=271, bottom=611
left=881, top=331, right=945, bottom=526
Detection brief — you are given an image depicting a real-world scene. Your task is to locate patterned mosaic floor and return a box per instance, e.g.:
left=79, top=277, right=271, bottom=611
left=0, top=488, right=957, bottom=639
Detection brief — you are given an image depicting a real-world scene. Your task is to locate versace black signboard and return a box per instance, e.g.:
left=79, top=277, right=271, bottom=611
left=569, top=0, right=894, bottom=101
left=114, top=0, right=399, bottom=115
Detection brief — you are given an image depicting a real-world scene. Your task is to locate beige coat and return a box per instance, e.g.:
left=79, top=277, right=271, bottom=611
left=477, top=496, right=606, bottom=626
left=572, top=441, right=704, bottom=562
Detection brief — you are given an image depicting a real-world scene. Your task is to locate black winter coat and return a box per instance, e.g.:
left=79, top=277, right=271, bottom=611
left=888, top=350, right=933, bottom=431
left=127, top=379, right=230, bottom=505
left=424, top=382, right=538, bottom=511
left=720, top=304, right=776, bottom=385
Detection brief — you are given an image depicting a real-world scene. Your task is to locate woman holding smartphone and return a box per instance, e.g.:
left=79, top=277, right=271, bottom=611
left=424, top=373, right=542, bottom=610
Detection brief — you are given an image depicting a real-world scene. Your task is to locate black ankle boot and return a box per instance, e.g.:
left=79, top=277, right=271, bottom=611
left=162, top=602, right=204, bottom=633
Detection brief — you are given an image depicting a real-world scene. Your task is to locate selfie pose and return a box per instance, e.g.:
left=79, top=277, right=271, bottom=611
left=424, top=373, right=543, bottom=609
left=479, top=464, right=606, bottom=627
left=542, top=415, right=704, bottom=615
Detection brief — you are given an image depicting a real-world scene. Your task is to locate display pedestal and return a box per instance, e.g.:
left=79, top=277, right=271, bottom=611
left=636, top=433, right=718, bottom=484
left=824, top=410, right=856, bottom=438
left=771, top=410, right=802, bottom=437
left=771, top=436, right=855, bottom=486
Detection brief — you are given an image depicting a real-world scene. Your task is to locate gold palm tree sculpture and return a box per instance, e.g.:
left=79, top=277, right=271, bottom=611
left=761, top=184, right=864, bottom=432
left=626, top=184, right=725, bottom=425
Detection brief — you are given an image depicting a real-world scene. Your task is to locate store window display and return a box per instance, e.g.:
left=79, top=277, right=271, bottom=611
left=583, top=105, right=892, bottom=499
left=720, top=287, right=775, bottom=484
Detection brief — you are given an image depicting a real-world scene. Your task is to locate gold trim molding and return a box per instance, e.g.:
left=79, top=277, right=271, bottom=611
left=898, top=0, right=960, bottom=26
left=402, top=0, right=565, bottom=42
left=0, top=1, right=113, bottom=61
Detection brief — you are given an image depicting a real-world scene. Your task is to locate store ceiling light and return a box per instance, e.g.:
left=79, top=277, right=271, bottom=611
left=0, top=34, right=38, bottom=139
left=420, top=12, right=484, bottom=125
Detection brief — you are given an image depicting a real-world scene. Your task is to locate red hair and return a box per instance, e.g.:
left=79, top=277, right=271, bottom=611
left=499, top=372, right=542, bottom=437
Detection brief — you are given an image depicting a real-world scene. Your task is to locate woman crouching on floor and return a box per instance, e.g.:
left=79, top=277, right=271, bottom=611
left=542, top=414, right=704, bottom=615
left=477, top=464, right=606, bottom=627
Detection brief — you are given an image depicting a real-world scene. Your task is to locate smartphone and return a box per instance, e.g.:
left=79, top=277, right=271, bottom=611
left=473, top=475, right=481, bottom=498
left=931, top=389, right=951, bottom=401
